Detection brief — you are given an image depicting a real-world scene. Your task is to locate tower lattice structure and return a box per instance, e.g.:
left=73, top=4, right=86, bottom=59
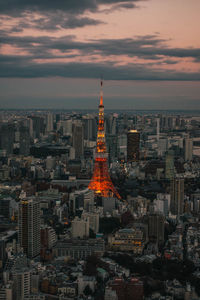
left=88, top=81, right=121, bottom=199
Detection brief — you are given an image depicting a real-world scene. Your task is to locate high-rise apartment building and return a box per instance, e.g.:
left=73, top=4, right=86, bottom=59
left=40, top=225, right=57, bottom=249
left=170, top=178, right=184, bottom=216
left=18, top=198, right=40, bottom=258
left=12, top=268, right=31, bottom=300
left=127, top=130, right=140, bottom=162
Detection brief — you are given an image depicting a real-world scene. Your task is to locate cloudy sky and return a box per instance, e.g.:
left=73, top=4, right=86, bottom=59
left=0, top=0, right=200, bottom=109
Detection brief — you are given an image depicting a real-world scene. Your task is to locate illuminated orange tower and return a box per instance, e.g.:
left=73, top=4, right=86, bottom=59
left=88, top=81, right=121, bottom=199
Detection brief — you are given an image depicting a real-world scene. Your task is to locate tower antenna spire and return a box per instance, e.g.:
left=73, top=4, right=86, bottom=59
left=100, top=77, right=103, bottom=106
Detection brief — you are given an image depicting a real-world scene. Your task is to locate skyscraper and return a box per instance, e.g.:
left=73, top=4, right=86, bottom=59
left=83, top=115, right=97, bottom=141
left=106, top=134, right=118, bottom=163
left=170, top=178, right=184, bottom=216
left=127, top=130, right=140, bottom=162
left=72, top=121, right=84, bottom=159
left=18, top=198, right=40, bottom=258
left=19, top=126, right=30, bottom=156
left=88, top=81, right=121, bottom=199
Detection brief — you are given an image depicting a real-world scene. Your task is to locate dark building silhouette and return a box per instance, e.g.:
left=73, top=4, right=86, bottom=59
left=109, top=277, right=144, bottom=300
left=106, top=134, right=118, bottom=163
left=72, top=121, right=84, bottom=159
left=0, top=198, right=10, bottom=218
left=127, top=130, right=140, bottom=162
left=148, top=213, right=165, bottom=244
left=0, top=123, right=15, bottom=155
left=170, top=178, right=184, bottom=216
left=19, top=126, right=30, bottom=156
left=30, top=116, right=45, bottom=139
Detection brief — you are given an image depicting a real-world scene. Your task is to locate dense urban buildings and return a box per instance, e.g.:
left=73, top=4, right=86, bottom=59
left=1, top=102, right=200, bottom=299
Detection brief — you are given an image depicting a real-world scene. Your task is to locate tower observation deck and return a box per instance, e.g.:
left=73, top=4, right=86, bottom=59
left=88, top=81, right=121, bottom=199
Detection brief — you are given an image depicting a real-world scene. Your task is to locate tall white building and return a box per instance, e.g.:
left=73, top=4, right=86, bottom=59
left=62, top=119, right=72, bottom=136
left=72, top=217, right=89, bottom=238
left=84, top=190, right=94, bottom=212
left=18, top=198, right=40, bottom=258
left=82, top=212, right=99, bottom=234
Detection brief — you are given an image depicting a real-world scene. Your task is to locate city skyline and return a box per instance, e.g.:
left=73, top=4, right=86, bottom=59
left=0, top=0, right=200, bottom=108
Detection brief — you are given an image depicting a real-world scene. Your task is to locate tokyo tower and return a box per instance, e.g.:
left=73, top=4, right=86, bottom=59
left=88, top=81, right=121, bottom=199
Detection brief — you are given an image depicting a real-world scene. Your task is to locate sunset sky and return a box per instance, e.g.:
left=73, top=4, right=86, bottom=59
left=0, top=0, right=200, bottom=109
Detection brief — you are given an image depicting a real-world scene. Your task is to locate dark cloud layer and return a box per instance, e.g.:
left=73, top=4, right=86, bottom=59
left=11, top=15, right=104, bottom=32
left=0, top=0, right=142, bottom=15
left=1, top=32, right=200, bottom=62
left=1, top=55, right=200, bottom=81
left=0, top=0, right=199, bottom=81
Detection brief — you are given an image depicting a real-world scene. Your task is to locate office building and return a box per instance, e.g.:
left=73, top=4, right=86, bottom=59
left=62, top=119, right=72, bottom=136
left=83, top=115, right=97, bottom=141
left=82, top=212, right=99, bottom=234
left=109, top=228, right=144, bottom=254
left=72, top=217, right=89, bottom=238
left=127, top=130, right=140, bottom=162
left=53, top=238, right=105, bottom=259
